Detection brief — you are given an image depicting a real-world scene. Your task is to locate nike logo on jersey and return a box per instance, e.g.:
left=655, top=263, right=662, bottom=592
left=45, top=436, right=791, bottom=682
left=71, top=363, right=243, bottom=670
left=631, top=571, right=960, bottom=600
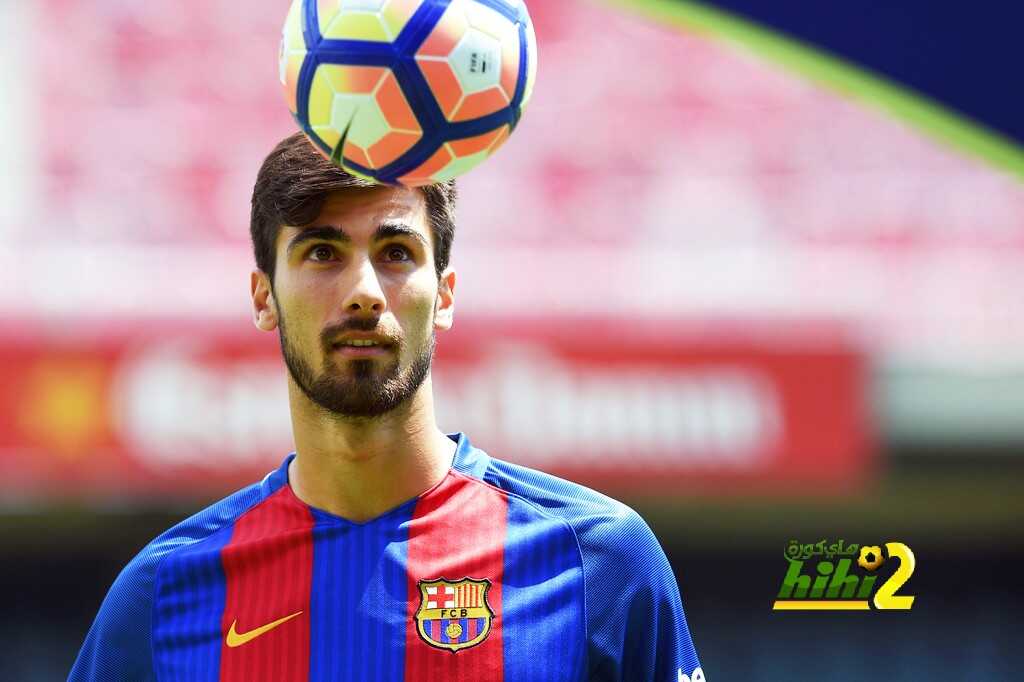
left=225, top=611, right=303, bottom=647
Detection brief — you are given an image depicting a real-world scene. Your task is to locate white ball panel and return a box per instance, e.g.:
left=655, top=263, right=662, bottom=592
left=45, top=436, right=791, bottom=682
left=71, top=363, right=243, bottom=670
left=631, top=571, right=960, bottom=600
left=448, top=29, right=502, bottom=94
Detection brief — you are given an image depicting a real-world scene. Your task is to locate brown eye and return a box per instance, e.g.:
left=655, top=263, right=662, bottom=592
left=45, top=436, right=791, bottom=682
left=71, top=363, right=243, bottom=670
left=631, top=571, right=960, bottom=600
left=310, top=245, right=334, bottom=261
left=385, top=245, right=411, bottom=261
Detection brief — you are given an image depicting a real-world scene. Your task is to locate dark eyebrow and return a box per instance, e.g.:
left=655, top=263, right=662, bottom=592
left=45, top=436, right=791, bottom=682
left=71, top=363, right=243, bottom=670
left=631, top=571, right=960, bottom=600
left=286, top=225, right=350, bottom=256
left=375, top=222, right=429, bottom=249
left=286, top=222, right=429, bottom=257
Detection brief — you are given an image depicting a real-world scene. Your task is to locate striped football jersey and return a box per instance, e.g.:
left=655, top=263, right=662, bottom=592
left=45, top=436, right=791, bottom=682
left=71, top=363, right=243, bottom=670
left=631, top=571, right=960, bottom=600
left=69, top=433, right=702, bottom=681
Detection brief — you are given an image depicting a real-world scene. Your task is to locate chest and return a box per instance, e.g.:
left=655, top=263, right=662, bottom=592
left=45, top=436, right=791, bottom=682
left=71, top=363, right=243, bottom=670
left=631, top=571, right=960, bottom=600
left=152, top=518, right=586, bottom=681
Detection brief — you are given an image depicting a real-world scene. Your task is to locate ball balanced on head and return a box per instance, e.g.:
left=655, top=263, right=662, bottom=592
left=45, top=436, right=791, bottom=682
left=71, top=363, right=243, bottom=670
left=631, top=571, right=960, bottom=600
left=279, top=0, right=538, bottom=186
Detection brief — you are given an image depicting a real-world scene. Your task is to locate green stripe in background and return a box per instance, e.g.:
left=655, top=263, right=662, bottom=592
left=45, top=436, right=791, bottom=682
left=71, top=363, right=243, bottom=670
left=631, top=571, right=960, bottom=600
left=604, top=0, right=1024, bottom=179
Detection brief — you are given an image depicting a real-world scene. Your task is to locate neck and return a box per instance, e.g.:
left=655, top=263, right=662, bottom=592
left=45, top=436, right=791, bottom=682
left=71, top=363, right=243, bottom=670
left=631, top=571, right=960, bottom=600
left=285, top=375, right=456, bottom=522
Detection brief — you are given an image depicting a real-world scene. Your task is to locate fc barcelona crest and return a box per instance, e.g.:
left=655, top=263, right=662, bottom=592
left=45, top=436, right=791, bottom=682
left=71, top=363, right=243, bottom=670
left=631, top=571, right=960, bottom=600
left=414, top=578, right=494, bottom=653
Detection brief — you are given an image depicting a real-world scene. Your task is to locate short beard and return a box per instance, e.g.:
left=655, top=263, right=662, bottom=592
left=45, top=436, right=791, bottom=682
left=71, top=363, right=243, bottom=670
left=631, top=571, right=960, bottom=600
left=278, top=311, right=435, bottom=419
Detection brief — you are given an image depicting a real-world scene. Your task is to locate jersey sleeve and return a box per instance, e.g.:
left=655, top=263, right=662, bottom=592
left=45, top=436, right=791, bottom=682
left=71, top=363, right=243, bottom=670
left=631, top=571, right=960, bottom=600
left=578, top=507, right=703, bottom=681
left=68, top=549, right=160, bottom=681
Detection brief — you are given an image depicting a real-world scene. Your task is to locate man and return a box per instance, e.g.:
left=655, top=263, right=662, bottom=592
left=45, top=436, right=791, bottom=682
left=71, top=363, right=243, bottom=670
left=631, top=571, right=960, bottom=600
left=69, top=132, right=705, bottom=681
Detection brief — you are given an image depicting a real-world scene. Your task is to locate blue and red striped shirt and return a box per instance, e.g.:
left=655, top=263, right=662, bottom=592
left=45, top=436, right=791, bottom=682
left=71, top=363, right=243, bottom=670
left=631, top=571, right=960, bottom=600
left=70, top=433, right=703, bottom=681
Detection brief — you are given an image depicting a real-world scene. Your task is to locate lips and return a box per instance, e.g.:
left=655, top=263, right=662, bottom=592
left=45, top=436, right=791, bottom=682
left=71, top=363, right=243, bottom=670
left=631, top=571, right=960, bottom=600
left=329, top=332, right=396, bottom=357
left=332, top=344, right=391, bottom=358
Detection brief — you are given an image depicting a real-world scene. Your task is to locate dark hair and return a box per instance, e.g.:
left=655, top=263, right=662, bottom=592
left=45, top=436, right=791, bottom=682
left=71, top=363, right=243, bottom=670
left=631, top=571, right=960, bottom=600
left=250, top=132, right=457, bottom=282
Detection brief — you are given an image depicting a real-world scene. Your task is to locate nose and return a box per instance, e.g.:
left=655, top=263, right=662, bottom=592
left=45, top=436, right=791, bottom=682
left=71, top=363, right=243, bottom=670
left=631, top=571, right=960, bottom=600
left=341, top=255, right=387, bottom=315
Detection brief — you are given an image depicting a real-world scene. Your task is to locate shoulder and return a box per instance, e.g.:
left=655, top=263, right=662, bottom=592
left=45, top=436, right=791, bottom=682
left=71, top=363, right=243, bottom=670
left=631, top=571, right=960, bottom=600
left=467, top=453, right=698, bottom=679
left=452, top=434, right=675, bottom=588
left=478, top=454, right=666, bottom=568
left=68, top=480, right=268, bottom=681
left=137, top=477, right=270, bottom=581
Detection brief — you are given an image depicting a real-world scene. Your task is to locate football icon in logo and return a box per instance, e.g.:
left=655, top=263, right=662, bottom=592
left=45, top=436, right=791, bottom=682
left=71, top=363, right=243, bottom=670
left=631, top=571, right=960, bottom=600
left=858, top=545, right=884, bottom=571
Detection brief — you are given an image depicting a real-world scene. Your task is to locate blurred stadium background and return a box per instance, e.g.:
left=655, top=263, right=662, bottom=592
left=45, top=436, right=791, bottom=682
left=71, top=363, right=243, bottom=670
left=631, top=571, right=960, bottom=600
left=2, top=0, right=1022, bottom=679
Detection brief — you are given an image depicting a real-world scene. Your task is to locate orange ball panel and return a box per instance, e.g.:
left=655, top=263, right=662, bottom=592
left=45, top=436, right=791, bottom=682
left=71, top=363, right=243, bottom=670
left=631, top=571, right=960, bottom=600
left=416, top=3, right=469, bottom=57
left=398, top=146, right=454, bottom=185
left=447, top=125, right=508, bottom=157
left=368, top=131, right=421, bottom=168
left=417, top=59, right=464, bottom=120
left=452, top=87, right=508, bottom=122
left=343, top=141, right=373, bottom=170
left=329, top=65, right=387, bottom=96
left=485, top=124, right=511, bottom=155
left=375, top=73, right=420, bottom=131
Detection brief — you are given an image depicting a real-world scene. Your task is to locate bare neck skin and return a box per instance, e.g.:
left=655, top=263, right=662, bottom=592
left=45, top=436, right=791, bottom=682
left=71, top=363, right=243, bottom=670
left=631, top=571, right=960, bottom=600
left=286, top=374, right=456, bottom=523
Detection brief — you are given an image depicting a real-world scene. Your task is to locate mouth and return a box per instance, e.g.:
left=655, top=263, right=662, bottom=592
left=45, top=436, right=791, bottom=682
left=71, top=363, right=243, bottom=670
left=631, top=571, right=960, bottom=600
left=330, top=338, right=395, bottom=358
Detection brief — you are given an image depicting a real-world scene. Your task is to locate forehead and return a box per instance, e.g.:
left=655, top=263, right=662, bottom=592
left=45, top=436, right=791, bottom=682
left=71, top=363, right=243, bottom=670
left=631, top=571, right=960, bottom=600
left=318, top=186, right=427, bottom=235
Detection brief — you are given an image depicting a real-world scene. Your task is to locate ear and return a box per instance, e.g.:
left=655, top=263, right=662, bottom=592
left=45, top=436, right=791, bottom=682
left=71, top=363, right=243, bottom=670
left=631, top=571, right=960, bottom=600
left=251, top=270, right=278, bottom=332
left=433, top=267, right=456, bottom=331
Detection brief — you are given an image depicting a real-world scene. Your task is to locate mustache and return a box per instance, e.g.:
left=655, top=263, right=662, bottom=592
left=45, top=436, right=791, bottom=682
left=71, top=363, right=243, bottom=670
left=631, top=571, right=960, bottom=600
left=320, top=317, right=400, bottom=347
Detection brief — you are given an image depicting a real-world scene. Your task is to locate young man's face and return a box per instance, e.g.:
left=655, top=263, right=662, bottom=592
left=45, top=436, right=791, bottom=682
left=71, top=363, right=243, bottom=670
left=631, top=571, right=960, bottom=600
left=251, top=186, right=455, bottom=418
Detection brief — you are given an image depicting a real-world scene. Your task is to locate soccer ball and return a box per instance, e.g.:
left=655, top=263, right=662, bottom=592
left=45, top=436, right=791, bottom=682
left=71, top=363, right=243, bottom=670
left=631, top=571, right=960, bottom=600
left=279, top=0, right=538, bottom=186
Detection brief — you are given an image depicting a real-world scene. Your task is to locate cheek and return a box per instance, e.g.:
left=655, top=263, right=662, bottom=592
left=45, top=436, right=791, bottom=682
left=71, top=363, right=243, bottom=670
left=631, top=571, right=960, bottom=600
left=278, top=292, right=321, bottom=340
left=393, top=280, right=438, bottom=330
left=289, top=275, right=338, bottom=318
